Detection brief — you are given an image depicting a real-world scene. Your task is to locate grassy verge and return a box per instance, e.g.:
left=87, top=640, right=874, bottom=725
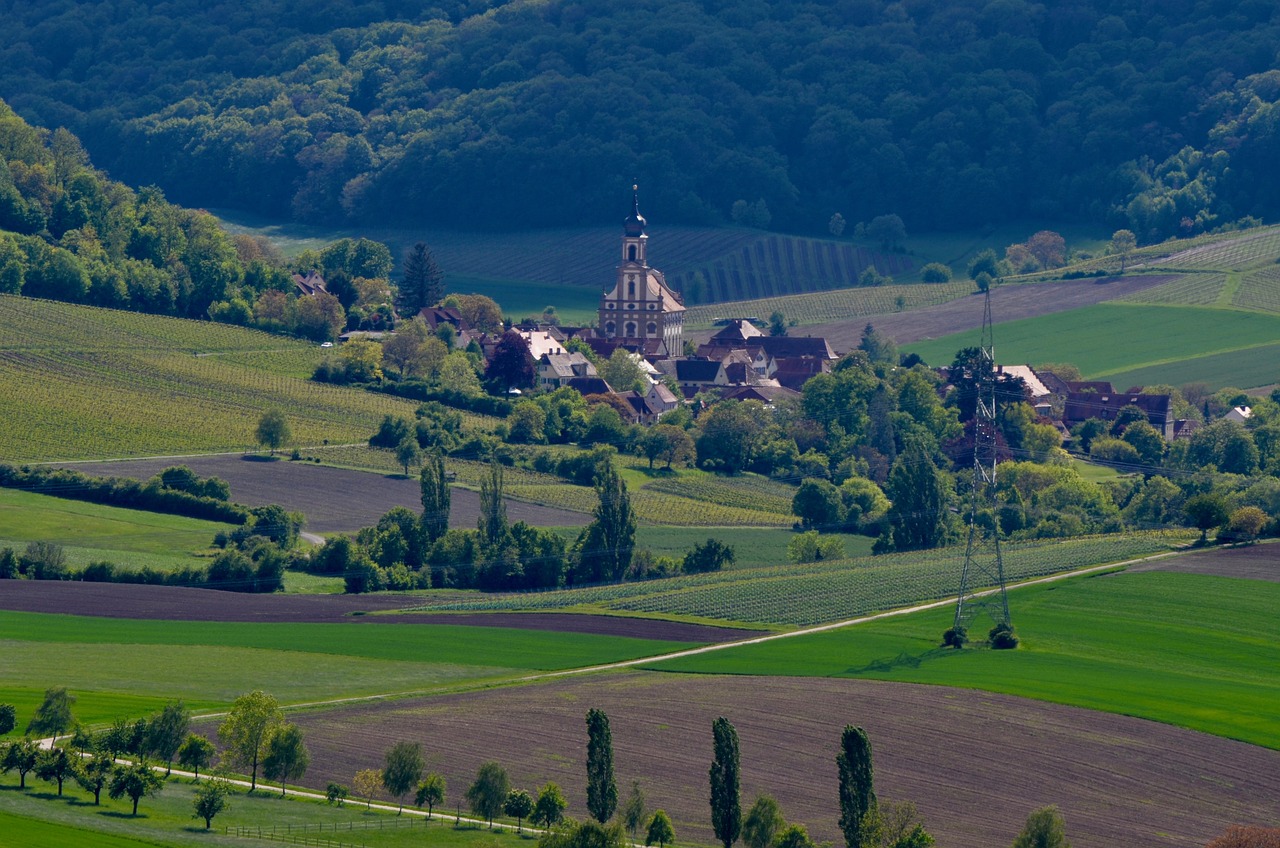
left=646, top=570, right=1280, bottom=748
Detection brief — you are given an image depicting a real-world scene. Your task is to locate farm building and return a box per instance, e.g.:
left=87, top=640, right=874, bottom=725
left=598, top=187, right=686, bottom=357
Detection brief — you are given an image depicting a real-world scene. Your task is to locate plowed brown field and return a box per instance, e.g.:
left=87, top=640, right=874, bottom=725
left=1131, top=541, right=1279, bottom=582
left=277, top=672, right=1280, bottom=848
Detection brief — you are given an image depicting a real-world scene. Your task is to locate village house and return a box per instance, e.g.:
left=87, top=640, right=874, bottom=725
left=292, top=270, right=327, bottom=297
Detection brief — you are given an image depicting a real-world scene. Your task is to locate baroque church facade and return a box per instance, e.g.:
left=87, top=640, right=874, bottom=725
left=598, top=188, right=684, bottom=357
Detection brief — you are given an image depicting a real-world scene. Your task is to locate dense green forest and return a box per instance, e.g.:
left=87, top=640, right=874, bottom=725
left=1, top=0, right=1278, bottom=239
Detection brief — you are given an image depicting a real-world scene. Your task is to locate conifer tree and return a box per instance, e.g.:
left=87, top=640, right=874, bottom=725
left=709, top=717, right=741, bottom=848
left=586, top=708, right=617, bottom=823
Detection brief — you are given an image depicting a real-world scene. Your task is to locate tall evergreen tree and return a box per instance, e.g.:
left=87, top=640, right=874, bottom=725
left=574, top=459, right=636, bottom=583
left=837, top=725, right=876, bottom=848
left=398, top=242, right=444, bottom=315
left=585, top=707, right=617, bottom=823
left=709, top=717, right=741, bottom=848
left=420, top=450, right=451, bottom=544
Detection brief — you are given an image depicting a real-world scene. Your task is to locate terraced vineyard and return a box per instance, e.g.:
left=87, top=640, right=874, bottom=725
left=0, top=296, right=421, bottom=461
left=684, top=280, right=970, bottom=328
left=410, top=532, right=1191, bottom=627
left=1152, top=226, right=1280, bottom=271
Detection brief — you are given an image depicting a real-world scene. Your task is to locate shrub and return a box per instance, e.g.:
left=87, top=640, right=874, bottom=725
left=941, top=626, right=967, bottom=649
left=989, top=621, right=1019, bottom=650
left=920, top=262, right=952, bottom=282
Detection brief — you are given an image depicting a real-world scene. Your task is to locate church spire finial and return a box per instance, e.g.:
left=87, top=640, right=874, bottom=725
left=624, top=183, right=646, bottom=237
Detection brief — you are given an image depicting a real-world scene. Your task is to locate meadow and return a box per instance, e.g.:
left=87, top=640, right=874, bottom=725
left=647, top=570, right=1280, bottom=749
left=0, top=488, right=229, bottom=563
left=0, top=296, right=423, bottom=462
left=0, top=613, right=701, bottom=728
left=903, top=303, right=1280, bottom=388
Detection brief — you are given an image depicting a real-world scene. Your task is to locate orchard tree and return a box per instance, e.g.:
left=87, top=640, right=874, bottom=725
left=382, top=741, right=425, bottom=814
left=1185, top=493, right=1230, bottom=544
left=35, top=746, right=77, bottom=795
left=262, top=723, right=309, bottom=796
left=354, top=768, right=382, bottom=808
left=647, top=810, right=676, bottom=848
left=193, top=777, right=233, bottom=829
left=2, top=738, right=38, bottom=788
left=177, top=733, right=215, bottom=778
left=585, top=708, right=618, bottom=823
left=255, top=408, right=291, bottom=455
left=416, top=772, right=446, bottom=818
left=466, top=761, right=510, bottom=827
left=531, top=782, right=567, bottom=828
left=396, top=434, right=421, bottom=476
left=109, top=760, right=164, bottom=815
left=218, top=690, right=283, bottom=791
left=1110, top=229, right=1137, bottom=272
left=0, top=703, right=15, bottom=736
left=505, top=788, right=534, bottom=833
left=75, top=752, right=114, bottom=804
left=709, top=717, right=741, bottom=848
left=743, top=794, right=785, bottom=848
left=837, top=726, right=876, bottom=848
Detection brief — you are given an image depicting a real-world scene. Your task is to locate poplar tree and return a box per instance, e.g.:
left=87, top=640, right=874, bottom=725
left=420, top=451, right=451, bottom=543
left=398, top=242, right=444, bottom=315
left=837, top=725, right=876, bottom=848
left=709, top=717, right=741, bottom=848
left=585, top=708, right=617, bottom=823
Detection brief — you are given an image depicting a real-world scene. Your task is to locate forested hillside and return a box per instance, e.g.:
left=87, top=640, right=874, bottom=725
left=2, top=0, right=1279, bottom=238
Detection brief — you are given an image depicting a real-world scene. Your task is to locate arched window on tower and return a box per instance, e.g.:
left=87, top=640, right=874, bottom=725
left=628, top=245, right=637, bottom=261
left=605, top=321, right=616, bottom=337
left=625, top=322, right=637, bottom=337
left=647, top=322, right=657, bottom=336
left=627, top=279, right=635, bottom=298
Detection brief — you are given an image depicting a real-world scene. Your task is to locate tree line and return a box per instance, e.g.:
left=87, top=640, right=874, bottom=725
left=4, top=0, right=1280, bottom=241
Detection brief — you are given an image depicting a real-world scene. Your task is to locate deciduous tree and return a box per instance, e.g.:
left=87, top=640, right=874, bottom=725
left=575, top=460, right=636, bottom=584
left=76, top=752, right=114, bottom=804
left=1010, top=805, right=1070, bottom=848
left=709, top=717, right=741, bottom=848
left=35, top=746, right=76, bottom=795
left=485, top=330, right=535, bottom=391
left=262, top=722, right=309, bottom=796
left=177, top=733, right=215, bottom=778
left=743, top=794, right=785, bottom=848
left=623, top=780, right=647, bottom=842
left=647, top=810, right=676, bottom=848
left=416, top=772, right=446, bottom=817
left=193, top=776, right=232, bottom=829
left=109, top=760, right=164, bottom=815
left=0, top=703, right=15, bottom=736
left=354, top=768, right=382, bottom=808
left=2, top=738, right=38, bottom=788
left=218, top=690, right=283, bottom=791
left=27, top=687, right=76, bottom=740
left=531, top=782, right=567, bottom=828
left=255, top=409, right=291, bottom=455
left=506, top=788, right=534, bottom=832
left=466, top=761, right=510, bottom=827
left=420, top=451, right=451, bottom=544
left=144, top=700, right=190, bottom=775
left=382, top=741, right=425, bottom=814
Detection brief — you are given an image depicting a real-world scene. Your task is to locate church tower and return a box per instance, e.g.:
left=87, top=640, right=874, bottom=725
left=598, top=186, right=684, bottom=357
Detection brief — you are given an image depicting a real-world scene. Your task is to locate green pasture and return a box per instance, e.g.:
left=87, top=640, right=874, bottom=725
left=1103, top=341, right=1280, bottom=391
left=647, top=570, right=1280, bottom=749
left=0, top=778, right=532, bottom=848
left=0, top=613, right=700, bottom=725
left=0, top=488, right=228, bottom=561
left=903, top=303, right=1280, bottom=384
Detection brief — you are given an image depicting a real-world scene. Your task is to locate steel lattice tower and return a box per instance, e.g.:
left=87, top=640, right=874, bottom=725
left=952, top=287, right=1011, bottom=633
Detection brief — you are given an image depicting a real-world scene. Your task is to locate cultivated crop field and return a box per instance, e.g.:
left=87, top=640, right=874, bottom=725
left=1234, top=265, right=1280, bottom=312
left=1152, top=225, right=1280, bottom=271
left=411, top=532, right=1191, bottom=626
left=1112, top=271, right=1228, bottom=306
left=289, top=669, right=1280, bottom=848
left=683, top=280, right=969, bottom=329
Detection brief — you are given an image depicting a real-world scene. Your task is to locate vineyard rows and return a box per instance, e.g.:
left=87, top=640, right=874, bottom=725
left=668, top=235, right=917, bottom=305
left=643, top=475, right=794, bottom=517
left=683, top=281, right=970, bottom=328
left=413, top=532, right=1190, bottom=626
left=1151, top=226, right=1280, bottom=271
left=1234, top=267, right=1280, bottom=313
left=1113, top=273, right=1227, bottom=307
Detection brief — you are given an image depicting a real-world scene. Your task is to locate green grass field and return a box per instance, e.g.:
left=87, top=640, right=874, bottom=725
left=0, top=295, right=424, bottom=462
left=0, top=778, right=533, bottom=848
left=0, top=489, right=229, bottom=563
left=633, top=526, right=874, bottom=569
left=646, top=570, right=1280, bottom=749
left=0, top=613, right=701, bottom=727
left=904, top=303, right=1280, bottom=388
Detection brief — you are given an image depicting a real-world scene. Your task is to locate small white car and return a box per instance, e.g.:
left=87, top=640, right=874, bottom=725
left=320, top=341, right=334, bottom=348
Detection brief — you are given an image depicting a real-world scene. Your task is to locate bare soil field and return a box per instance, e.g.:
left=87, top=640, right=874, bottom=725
left=1127, top=541, right=1279, bottom=582
left=56, top=455, right=590, bottom=533
left=280, top=671, right=1279, bottom=848
left=0, top=581, right=751, bottom=641
left=807, top=275, right=1176, bottom=351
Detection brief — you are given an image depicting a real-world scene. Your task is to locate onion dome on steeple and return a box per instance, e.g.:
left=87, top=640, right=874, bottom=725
left=624, top=184, right=647, bottom=236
